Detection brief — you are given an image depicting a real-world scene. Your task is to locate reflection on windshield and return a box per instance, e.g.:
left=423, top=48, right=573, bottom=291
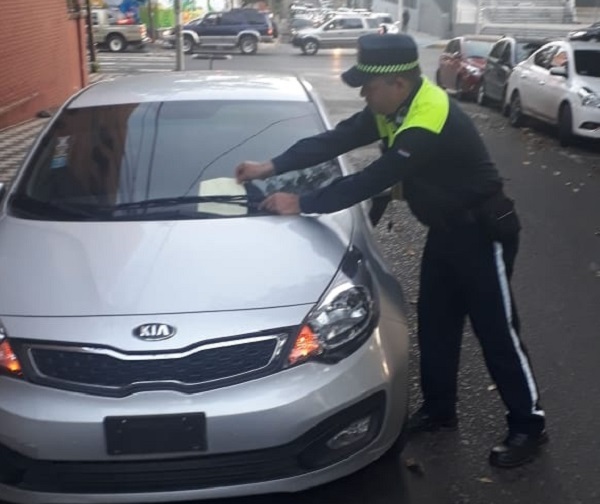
left=10, top=100, right=343, bottom=221
left=464, top=41, right=493, bottom=58
left=575, top=51, right=600, bottom=77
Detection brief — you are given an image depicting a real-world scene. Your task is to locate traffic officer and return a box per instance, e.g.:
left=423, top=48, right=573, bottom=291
left=235, top=33, right=547, bottom=468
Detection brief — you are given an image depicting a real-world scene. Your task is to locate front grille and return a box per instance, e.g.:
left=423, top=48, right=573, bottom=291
left=21, top=335, right=286, bottom=397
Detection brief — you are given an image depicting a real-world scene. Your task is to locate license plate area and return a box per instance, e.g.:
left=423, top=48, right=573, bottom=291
left=104, top=413, right=207, bottom=455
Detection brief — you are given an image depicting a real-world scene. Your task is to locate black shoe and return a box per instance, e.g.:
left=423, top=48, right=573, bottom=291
left=489, top=431, right=549, bottom=468
left=406, top=406, right=458, bottom=434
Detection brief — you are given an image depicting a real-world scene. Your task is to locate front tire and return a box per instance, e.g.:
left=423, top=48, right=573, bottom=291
left=558, top=103, right=573, bottom=147
left=477, top=81, right=489, bottom=107
left=455, top=76, right=464, bottom=101
left=107, top=34, right=126, bottom=53
left=301, top=38, right=319, bottom=55
left=239, top=35, right=258, bottom=55
left=509, top=92, right=525, bottom=128
left=183, top=34, right=194, bottom=54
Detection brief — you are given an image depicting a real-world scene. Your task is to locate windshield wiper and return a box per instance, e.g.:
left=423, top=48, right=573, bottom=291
left=106, top=194, right=262, bottom=211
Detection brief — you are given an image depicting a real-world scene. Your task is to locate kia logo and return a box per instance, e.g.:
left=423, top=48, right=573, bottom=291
left=133, top=324, right=177, bottom=341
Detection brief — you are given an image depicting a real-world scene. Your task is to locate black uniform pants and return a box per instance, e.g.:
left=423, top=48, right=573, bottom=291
left=417, top=222, right=545, bottom=435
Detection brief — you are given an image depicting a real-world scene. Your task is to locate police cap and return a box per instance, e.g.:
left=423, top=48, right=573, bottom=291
left=341, top=33, right=420, bottom=88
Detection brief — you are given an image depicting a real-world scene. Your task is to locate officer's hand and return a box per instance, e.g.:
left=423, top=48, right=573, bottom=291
left=259, top=193, right=301, bottom=215
left=235, top=161, right=274, bottom=184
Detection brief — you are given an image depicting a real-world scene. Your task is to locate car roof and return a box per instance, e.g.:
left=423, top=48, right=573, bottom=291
left=68, top=72, right=311, bottom=109
left=456, top=35, right=501, bottom=42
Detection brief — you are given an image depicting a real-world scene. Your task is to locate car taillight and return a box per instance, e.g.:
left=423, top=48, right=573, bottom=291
left=0, top=339, right=22, bottom=377
left=268, top=27, right=273, bottom=36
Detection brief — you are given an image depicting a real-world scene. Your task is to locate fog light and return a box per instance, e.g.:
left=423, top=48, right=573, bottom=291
left=326, top=416, right=372, bottom=450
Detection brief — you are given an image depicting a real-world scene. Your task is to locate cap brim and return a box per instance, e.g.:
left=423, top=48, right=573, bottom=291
left=341, top=66, right=372, bottom=88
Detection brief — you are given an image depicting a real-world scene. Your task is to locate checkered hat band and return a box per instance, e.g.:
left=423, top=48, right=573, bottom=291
left=356, top=61, right=419, bottom=73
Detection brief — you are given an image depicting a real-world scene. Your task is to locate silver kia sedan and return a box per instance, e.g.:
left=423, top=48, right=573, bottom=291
left=0, top=72, right=410, bottom=504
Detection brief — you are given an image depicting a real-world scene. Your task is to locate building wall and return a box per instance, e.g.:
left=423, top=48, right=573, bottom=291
left=0, top=0, right=88, bottom=130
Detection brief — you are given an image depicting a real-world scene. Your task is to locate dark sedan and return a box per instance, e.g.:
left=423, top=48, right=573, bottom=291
left=478, top=36, right=546, bottom=110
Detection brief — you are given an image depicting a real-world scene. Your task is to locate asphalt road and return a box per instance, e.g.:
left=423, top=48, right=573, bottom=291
left=91, top=42, right=600, bottom=504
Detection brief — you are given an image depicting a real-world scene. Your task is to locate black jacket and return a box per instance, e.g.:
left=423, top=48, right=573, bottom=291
left=271, top=83, right=503, bottom=228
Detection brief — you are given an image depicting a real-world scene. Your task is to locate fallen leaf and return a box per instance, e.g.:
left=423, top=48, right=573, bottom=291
left=522, top=161, right=531, bottom=165
left=487, top=384, right=497, bottom=391
left=405, top=458, right=425, bottom=476
left=478, top=477, right=494, bottom=484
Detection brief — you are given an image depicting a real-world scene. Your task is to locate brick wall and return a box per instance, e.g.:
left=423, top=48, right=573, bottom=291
left=0, top=0, right=88, bottom=130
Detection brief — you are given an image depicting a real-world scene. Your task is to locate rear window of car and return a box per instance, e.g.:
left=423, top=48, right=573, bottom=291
left=10, top=101, right=342, bottom=221
left=574, top=50, right=600, bottom=77
left=463, top=40, right=493, bottom=58
left=516, top=41, right=543, bottom=62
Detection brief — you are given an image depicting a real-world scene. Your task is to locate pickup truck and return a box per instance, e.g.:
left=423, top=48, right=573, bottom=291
left=291, top=14, right=381, bottom=55
left=91, top=9, right=150, bottom=52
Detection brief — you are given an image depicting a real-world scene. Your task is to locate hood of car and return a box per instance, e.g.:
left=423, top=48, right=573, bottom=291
left=0, top=215, right=351, bottom=317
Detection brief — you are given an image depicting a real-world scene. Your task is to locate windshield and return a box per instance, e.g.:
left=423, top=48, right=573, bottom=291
left=464, top=40, right=493, bottom=58
left=516, top=41, right=543, bottom=62
left=574, top=50, right=600, bottom=77
left=10, top=100, right=342, bottom=221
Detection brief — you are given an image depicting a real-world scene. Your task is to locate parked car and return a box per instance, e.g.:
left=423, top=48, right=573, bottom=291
left=505, top=38, right=600, bottom=146
left=164, top=8, right=274, bottom=55
left=568, top=22, right=600, bottom=41
left=0, top=72, right=410, bottom=504
left=478, top=36, right=547, bottom=108
left=91, top=8, right=149, bottom=52
left=436, top=35, right=500, bottom=100
left=291, top=14, right=381, bottom=55
left=288, top=16, right=316, bottom=36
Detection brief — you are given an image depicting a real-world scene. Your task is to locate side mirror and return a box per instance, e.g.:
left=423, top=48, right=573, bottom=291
left=0, top=183, right=5, bottom=201
left=550, top=66, right=567, bottom=77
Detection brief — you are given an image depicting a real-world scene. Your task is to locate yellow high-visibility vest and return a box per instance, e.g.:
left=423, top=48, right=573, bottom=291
left=374, top=78, right=450, bottom=200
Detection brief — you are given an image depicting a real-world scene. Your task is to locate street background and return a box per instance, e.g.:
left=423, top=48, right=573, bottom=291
left=1, top=34, right=599, bottom=504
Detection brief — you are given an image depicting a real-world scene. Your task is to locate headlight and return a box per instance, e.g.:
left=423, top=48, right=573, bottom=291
left=287, top=248, right=377, bottom=367
left=0, top=323, right=23, bottom=377
left=578, top=88, right=600, bottom=108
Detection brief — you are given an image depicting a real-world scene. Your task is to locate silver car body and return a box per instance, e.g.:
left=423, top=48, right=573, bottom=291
left=291, top=15, right=381, bottom=53
left=0, top=73, right=409, bottom=503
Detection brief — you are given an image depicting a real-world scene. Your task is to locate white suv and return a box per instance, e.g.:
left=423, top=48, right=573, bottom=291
left=505, top=38, right=600, bottom=146
left=290, top=15, right=381, bottom=55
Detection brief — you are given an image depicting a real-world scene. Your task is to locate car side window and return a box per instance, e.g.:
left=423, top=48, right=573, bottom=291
left=246, top=11, right=267, bottom=25
left=221, top=12, right=244, bottom=25
left=550, top=50, right=568, bottom=68
left=91, top=12, right=98, bottom=25
left=203, top=14, right=220, bottom=26
left=500, top=43, right=512, bottom=64
left=489, top=41, right=505, bottom=59
left=342, top=18, right=363, bottom=29
left=534, top=46, right=558, bottom=69
left=451, top=40, right=461, bottom=55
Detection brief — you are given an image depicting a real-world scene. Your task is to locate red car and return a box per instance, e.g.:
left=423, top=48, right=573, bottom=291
left=436, top=35, right=499, bottom=100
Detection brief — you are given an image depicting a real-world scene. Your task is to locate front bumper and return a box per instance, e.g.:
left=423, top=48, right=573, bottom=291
left=572, top=104, right=600, bottom=139
left=0, top=324, right=409, bottom=503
